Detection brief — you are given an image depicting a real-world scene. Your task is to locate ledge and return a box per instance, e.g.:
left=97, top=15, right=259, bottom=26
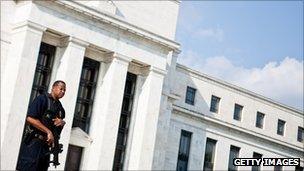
left=49, top=0, right=180, bottom=51
left=69, top=127, right=93, bottom=148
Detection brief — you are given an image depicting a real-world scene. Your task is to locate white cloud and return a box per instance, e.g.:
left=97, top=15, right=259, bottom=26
left=176, top=3, right=224, bottom=42
left=196, top=28, right=224, bottom=42
left=178, top=51, right=304, bottom=110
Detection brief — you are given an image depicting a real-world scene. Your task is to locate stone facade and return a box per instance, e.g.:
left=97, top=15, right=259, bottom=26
left=1, top=1, right=303, bottom=170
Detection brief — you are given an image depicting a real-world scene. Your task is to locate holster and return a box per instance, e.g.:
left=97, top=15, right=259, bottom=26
left=23, top=125, right=35, bottom=145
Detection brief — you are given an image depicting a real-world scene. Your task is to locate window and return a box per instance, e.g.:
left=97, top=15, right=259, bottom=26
left=255, top=112, right=265, bottom=129
left=252, top=152, right=262, bottom=171
left=277, top=119, right=285, bottom=136
left=203, top=138, right=217, bottom=171
left=233, top=104, right=243, bottom=121
left=274, top=165, right=282, bottom=171
left=295, top=166, right=304, bottom=171
left=210, top=95, right=220, bottom=113
left=228, top=145, right=240, bottom=171
left=185, top=86, right=196, bottom=105
left=298, top=127, right=304, bottom=142
left=30, top=42, right=56, bottom=102
left=113, top=73, right=137, bottom=171
left=73, top=58, right=100, bottom=133
left=176, top=130, right=192, bottom=171
left=65, top=145, right=83, bottom=171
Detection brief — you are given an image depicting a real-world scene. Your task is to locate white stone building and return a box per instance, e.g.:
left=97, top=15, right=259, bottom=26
left=1, top=1, right=303, bottom=171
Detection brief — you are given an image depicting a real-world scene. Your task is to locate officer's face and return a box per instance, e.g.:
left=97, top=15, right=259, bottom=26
left=52, top=83, right=66, bottom=100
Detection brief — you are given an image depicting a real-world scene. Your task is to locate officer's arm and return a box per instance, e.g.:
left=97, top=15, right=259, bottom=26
left=53, top=118, right=66, bottom=127
left=26, top=116, right=54, bottom=145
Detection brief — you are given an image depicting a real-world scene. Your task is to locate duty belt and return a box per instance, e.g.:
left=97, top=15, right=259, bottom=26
left=34, top=133, right=47, bottom=141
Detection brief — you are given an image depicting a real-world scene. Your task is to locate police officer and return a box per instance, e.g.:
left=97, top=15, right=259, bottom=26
left=17, top=80, right=66, bottom=171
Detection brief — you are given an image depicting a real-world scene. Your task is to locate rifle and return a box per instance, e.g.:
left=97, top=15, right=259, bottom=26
left=49, top=126, right=63, bottom=168
left=42, top=109, right=64, bottom=168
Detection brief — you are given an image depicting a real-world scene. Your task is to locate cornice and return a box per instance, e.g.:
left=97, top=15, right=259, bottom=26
left=12, top=20, right=46, bottom=34
left=49, top=0, right=180, bottom=51
left=172, top=104, right=304, bottom=154
left=176, top=63, right=303, bottom=116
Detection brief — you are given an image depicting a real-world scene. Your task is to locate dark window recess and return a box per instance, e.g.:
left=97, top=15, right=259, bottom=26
left=277, top=119, right=285, bottom=136
left=255, top=112, right=265, bottom=129
left=252, top=152, right=262, bottom=171
left=298, top=127, right=304, bottom=142
left=233, top=104, right=243, bottom=121
left=203, top=138, right=217, bottom=171
left=65, top=145, right=83, bottom=171
left=112, top=73, right=137, bottom=171
left=295, top=166, right=304, bottom=171
left=274, top=165, right=282, bottom=171
left=30, top=42, right=56, bottom=102
left=185, top=86, right=196, bottom=105
left=72, top=58, right=100, bottom=133
left=176, top=130, right=192, bottom=171
left=228, top=145, right=240, bottom=171
left=210, top=95, right=220, bottom=113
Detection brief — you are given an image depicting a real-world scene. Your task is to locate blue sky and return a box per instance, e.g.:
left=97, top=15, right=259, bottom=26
left=175, top=1, right=303, bottom=110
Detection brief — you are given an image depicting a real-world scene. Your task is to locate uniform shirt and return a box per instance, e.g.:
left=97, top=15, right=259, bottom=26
left=27, top=93, right=65, bottom=135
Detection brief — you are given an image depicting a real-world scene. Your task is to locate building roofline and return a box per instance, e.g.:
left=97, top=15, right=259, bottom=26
left=176, top=63, right=303, bottom=115
left=50, top=1, right=180, bottom=51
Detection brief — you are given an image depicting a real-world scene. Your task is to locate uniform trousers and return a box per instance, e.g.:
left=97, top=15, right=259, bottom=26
left=16, top=138, right=50, bottom=171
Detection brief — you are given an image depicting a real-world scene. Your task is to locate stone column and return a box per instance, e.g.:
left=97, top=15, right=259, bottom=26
left=238, top=147, right=252, bottom=171
left=127, top=66, right=166, bottom=170
left=214, top=140, right=230, bottom=170
left=1, top=21, right=46, bottom=170
left=49, top=37, right=88, bottom=170
left=152, top=50, right=179, bottom=170
left=81, top=53, right=131, bottom=170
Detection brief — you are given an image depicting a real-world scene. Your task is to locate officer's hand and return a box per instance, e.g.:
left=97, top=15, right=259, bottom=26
left=47, top=131, right=54, bottom=147
left=53, top=117, right=66, bottom=127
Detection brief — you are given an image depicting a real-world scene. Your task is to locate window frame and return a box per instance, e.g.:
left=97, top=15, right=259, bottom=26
left=113, top=73, right=137, bottom=171
left=277, top=119, right=285, bottom=136
left=203, top=138, right=217, bottom=171
left=65, top=145, right=83, bottom=171
left=72, top=57, right=100, bottom=133
left=210, top=95, right=221, bottom=113
left=274, top=165, right=282, bottom=171
left=252, top=152, right=262, bottom=171
left=233, top=104, right=243, bottom=121
left=298, top=126, right=304, bottom=142
left=29, top=42, right=56, bottom=102
left=295, top=166, right=304, bottom=171
left=255, top=112, right=265, bottom=129
left=228, top=145, right=240, bottom=171
left=185, top=86, right=196, bottom=105
left=176, top=130, right=192, bottom=171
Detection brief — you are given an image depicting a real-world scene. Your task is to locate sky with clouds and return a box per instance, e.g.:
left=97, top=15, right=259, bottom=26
left=175, top=1, right=303, bottom=110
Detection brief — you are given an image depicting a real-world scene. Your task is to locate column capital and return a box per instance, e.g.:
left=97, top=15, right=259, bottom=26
left=60, top=36, right=90, bottom=47
left=105, top=52, right=132, bottom=63
left=135, top=66, right=167, bottom=77
left=12, top=20, right=47, bottom=34
left=149, top=66, right=167, bottom=76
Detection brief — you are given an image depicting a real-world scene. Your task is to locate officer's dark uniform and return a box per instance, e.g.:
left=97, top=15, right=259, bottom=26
left=17, top=93, right=65, bottom=171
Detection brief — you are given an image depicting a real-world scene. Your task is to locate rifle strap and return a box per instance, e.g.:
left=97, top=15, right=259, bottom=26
left=46, top=93, right=52, bottom=112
